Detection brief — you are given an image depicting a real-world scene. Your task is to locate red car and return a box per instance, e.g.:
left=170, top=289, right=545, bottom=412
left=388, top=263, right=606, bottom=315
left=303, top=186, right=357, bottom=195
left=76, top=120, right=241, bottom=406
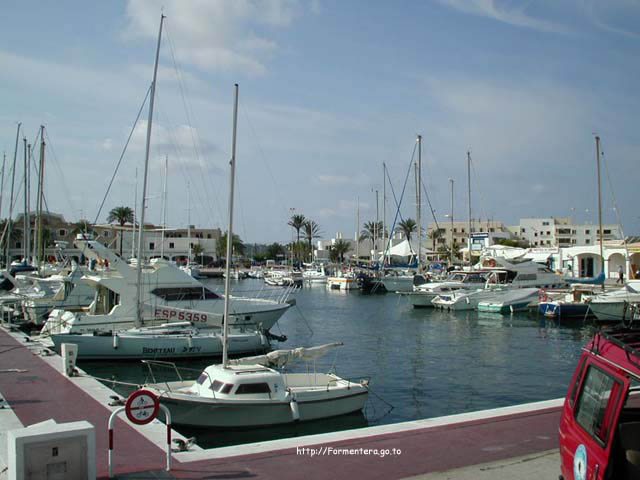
left=559, top=329, right=640, bottom=479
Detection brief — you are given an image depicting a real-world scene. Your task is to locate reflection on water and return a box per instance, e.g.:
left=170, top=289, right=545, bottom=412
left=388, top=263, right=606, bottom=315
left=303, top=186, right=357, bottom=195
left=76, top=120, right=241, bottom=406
left=79, top=278, right=595, bottom=448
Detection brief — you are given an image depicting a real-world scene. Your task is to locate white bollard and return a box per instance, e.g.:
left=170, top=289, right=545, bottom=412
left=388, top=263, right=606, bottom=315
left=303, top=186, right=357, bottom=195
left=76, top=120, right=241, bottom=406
left=61, top=343, right=78, bottom=377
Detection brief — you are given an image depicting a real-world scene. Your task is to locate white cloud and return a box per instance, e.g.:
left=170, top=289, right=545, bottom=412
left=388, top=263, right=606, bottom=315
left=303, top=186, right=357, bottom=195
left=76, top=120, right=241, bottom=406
left=123, top=0, right=301, bottom=75
left=102, top=138, right=113, bottom=151
left=436, top=0, right=570, bottom=34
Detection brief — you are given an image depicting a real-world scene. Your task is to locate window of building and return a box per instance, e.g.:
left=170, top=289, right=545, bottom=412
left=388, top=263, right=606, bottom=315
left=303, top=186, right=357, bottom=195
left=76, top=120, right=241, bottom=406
left=604, top=229, right=611, bottom=235
left=534, top=241, right=538, bottom=246
left=572, top=230, right=576, bottom=234
left=461, top=228, right=465, bottom=233
left=534, top=233, right=538, bottom=237
left=235, top=383, right=271, bottom=394
left=585, top=229, right=590, bottom=234
left=521, top=228, right=526, bottom=233
left=546, top=231, right=550, bottom=235
left=489, top=228, right=494, bottom=232
left=546, top=240, right=551, bottom=245
left=453, top=238, right=457, bottom=243
left=169, top=242, right=174, bottom=249
left=207, top=234, right=212, bottom=239
left=586, top=239, right=591, bottom=244
left=453, top=228, right=457, bottom=233
left=542, top=221, right=549, bottom=226
left=15, top=242, right=21, bottom=248
left=149, top=242, right=155, bottom=250
left=59, top=229, right=67, bottom=236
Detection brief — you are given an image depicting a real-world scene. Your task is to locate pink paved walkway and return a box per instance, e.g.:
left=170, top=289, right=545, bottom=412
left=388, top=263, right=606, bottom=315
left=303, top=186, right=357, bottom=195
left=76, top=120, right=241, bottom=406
left=0, top=328, right=560, bottom=479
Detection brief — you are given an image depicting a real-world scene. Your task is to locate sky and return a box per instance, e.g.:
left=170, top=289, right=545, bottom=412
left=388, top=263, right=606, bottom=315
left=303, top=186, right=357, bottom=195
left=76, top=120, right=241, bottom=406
left=1, top=0, right=639, bottom=244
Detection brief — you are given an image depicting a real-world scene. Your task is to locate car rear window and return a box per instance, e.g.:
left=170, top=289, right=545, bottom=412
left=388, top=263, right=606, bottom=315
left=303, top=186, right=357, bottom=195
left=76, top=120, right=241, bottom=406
left=575, top=366, right=622, bottom=444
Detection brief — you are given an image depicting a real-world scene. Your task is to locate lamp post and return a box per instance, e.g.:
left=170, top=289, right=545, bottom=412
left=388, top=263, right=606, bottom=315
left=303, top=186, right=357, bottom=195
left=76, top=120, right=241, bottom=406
left=289, top=207, right=295, bottom=267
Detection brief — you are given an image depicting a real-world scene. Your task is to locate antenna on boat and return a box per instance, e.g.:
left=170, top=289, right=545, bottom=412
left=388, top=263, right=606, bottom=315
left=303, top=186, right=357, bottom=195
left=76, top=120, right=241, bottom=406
left=6, top=123, right=21, bottom=270
left=467, top=151, right=472, bottom=270
left=135, top=13, right=165, bottom=326
left=417, top=135, right=422, bottom=272
left=222, top=83, right=239, bottom=369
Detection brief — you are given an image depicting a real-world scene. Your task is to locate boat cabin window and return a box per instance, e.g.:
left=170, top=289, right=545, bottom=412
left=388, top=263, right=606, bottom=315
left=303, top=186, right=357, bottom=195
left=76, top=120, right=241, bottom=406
left=463, top=273, right=485, bottom=283
left=575, top=365, right=622, bottom=445
left=210, top=380, right=224, bottom=392
left=196, top=373, right=209, bottom=386
left=91, top=285, right=120, bottom=315
left=448, top=273, right=465, bottom=282
left=151, top=286, right=219, bottom=301
left=235, top=383, right=271, bottom=394
left=220, top=383, right=233, bottom=394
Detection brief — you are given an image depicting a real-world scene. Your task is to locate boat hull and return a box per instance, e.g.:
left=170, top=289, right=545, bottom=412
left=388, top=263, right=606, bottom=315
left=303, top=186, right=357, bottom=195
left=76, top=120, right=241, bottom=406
left=50, top=331, right=268, bottom=360
left=326, top=277, right=359, bottom=290
left=538, top=302, right=591, bottom=319
left=153, top=388, right=368, bottom=428
left=381, top=276, right=414, bottom=293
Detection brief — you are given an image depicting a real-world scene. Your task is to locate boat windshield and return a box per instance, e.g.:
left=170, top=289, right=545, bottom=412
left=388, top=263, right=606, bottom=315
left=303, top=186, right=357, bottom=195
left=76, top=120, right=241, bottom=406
left=151, top=286, right=219, bottom=301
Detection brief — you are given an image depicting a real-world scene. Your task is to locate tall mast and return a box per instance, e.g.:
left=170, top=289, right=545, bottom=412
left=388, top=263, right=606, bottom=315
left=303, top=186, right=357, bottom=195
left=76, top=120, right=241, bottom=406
left=0, top=153, right=6, bottom=225
left=26, top=143, right=31, bottom=264
left=22, top=138, right=28, bottom=262
left=187, top=185, right=191, bottom=262
left=36, top=126, right=45, bottom=267
left=416, top=135, right=422, bottom=270
left=467, top=151, right=472, bottom=269
left=132, top=168, right=137, bottom=259
left=382, top=163, right=386, bottom=266
left=135, top=13, right=164, bottom=326
left=449, top=178, right=454, bottom=265
left=375, top=189, right=379, bottom=262
left=595, top=136, right=604, bottom=291
left=160, top=155, right=168, bottom=259
left=356, top=196, right=360, bottom=261
left=6, top=123, right=21, bottom=269
left=222, top=84, right=239, bottom=369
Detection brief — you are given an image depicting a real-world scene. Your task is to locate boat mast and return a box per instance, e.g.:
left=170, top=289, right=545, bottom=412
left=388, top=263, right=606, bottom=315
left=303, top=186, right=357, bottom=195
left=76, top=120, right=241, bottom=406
left=36, top=126, right=45, bottom=267
left=417, top=135, right=422, bottom=271
left=135, top=13, right=164, bottom=326
left=187, top=185, right=191, bottom=263
left=160, top=155, right=167, bottom=259
left=467, top=151, right=472, bottom=270
left=356, top=196, right=360, bottom=262
left=382, top=163, right=386, bottom=267
left=449, top=178, right=454, bottom=266
left=0, top=153, right=6, bottom=227
left=595, top=136, right=604, bottom=291
left=132, top=168, right=137, bottom=259
left=26, top=144, right=31, bottom=264
left=6, top=123, right=21, bottom=270
left=222, top=83, right=239, bottom=369
left=22, top=138, right=28, bottom=263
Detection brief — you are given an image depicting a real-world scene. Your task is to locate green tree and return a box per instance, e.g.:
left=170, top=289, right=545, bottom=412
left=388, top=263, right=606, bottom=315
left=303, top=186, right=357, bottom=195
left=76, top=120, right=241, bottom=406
left=107, top=206, right=134, bottom=257
left=71, top=219, right=93, bottom=236
left=428, top=228, right=442, bottom=251
left=265, top=242, right=285, bottom=260
left=216, top=231, right=245, bottom=263
left=191, top=243, right=204, bottom=264
left=287, top=214, right=306, bottom=260
left=397, top=218, right=417, bottom=242
left=360, top=221, right=386, bottom=253
left=303, top=220, right=322, bottom=262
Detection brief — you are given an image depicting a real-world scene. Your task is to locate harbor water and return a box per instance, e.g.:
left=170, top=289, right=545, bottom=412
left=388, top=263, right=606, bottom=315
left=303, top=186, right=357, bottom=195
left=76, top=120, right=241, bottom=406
left=79, top=278, right=593, bottom=448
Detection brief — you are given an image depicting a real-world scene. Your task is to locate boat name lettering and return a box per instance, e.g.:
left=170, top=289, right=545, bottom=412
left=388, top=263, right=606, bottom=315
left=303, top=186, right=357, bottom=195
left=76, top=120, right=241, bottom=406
left=181, top=346, right=202, bottom=353
left=154, top=307, right=208, bottom=323
left=142, top=347, right=176, bottom=354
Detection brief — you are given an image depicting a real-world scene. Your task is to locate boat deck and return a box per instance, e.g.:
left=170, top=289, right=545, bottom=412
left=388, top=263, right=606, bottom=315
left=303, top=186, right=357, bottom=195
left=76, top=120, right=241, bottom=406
left=0, top=326, right=563, bottom=479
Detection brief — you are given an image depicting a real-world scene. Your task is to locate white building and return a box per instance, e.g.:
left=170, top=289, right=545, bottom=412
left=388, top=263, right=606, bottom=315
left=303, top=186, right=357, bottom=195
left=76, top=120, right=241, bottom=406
left=509, top=217, right=623, bottom=248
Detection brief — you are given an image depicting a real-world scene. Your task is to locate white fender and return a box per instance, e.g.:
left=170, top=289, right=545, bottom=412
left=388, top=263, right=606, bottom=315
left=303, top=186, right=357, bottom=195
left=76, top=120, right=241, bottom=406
left=188, top=336, right=193, bottom=348
left=113, top=334, right=119, bottom=349
left=289, top=397, right=300, bottom=421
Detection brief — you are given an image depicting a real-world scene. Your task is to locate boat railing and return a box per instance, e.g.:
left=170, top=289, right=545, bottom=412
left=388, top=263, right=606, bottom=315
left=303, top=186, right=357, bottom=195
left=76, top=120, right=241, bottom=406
left=142, top=359, right=210, bottom=394
left=225, top=284, right=297, bottom=304
left=324, top=375, right=371, bottom=391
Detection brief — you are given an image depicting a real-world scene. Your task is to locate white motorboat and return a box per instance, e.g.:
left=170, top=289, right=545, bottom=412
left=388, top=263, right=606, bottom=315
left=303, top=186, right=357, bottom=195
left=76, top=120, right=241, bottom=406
left=144, top=343, right=369, bottom=428
left=180, top=262, right=203, bottom=279
left=40, top=239, right=291, bottom=335
left=380, top=271, right=427, bottom=293
left=303, top=266, right=328, bottom=284
left=402, top=271, right=488, bottom=307
left=327, top=271, right=359, bottom=290
left=476, top=288, right=540, bottom=313
left=432, top=287, right=506, bottom=311
left=585, top=285, right=640, bottom=322
left=50, top=322, right=268, bottom=360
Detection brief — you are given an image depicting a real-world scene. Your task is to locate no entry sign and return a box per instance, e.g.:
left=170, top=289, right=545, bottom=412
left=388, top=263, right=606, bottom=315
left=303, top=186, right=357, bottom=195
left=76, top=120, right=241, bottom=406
left=125, top=389, right=160, bottom=425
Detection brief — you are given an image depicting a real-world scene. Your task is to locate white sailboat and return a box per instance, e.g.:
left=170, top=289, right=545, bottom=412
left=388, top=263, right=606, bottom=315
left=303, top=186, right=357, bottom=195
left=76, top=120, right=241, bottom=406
left=144, top=84, right=368, bottom=427
left=48, top=18, right=270, bottom=360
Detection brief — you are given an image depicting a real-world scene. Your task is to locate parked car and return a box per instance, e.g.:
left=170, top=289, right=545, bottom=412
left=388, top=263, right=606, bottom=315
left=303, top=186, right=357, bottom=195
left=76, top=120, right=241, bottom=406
left=559, top=328, right=640, bottom=479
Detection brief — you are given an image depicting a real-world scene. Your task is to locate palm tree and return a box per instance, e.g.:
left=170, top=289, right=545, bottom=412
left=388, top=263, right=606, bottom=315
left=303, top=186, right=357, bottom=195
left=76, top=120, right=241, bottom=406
left=360, top=221, right=386, bottom=253
left=428, top=228, right=442, bottom=251
left=216, top=231, right=245, bottom=264
left=331, top=239, right=351, bottom=263
left=287, top=214, right=306, bottom=260
left=191, top=243, right=204, bottom=264
left=398, top=218, right=417, bottom=242
left=107, top=206, right=134, bottom=257
left=303, top=220, right=322, bottom=262
left=71, top=219, right=93, bottom=236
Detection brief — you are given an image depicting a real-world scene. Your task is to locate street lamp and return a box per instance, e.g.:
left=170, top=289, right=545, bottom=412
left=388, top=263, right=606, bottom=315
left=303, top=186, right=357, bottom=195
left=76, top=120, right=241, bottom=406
left=289, top=207, right=295, bottom=267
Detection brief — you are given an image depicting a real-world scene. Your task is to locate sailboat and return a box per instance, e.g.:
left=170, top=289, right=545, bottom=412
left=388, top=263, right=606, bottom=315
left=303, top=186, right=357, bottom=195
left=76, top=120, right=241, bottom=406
left=48, top=17, right=271, bottom=360
left=143, top=85, right=369, bottom=427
